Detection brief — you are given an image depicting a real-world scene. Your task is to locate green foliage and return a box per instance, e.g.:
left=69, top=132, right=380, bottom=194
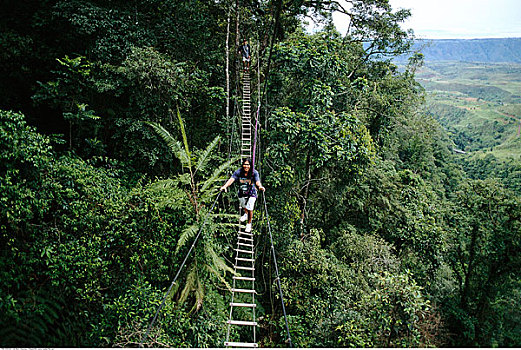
left=442, top=179, right=521, bottom=346
left=1, top=0, right=521, bottom=347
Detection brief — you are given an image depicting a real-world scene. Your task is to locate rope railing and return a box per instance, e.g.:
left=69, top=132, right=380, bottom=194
left=262, top=192, right=293, bottom=347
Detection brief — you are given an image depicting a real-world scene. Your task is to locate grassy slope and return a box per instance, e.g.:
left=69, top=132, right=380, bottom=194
left=416, top=61, right=521, bottom=160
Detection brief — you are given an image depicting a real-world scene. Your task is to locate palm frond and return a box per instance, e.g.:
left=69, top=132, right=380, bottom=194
left=194, top=136, right=220, bottom=177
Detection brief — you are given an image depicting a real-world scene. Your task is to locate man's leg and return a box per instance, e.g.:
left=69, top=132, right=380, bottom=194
left=244, top=197, right=256, bottom=232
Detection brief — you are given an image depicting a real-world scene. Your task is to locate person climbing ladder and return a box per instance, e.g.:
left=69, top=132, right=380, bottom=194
left=238, top=39, right=251, bottom=71
left=220, top=158, right=265, bottom=232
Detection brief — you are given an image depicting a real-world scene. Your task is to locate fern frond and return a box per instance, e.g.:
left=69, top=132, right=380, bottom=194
left=193, top=276, right=204, bottom=313
left=200, top=155, right=239, bottom=194
left=206, top=243, right=234, bottom=275
left=166, top=279, right=181, bottom=303
left=176, top=223, right=199, bottom=253
left=178, top=265, right=197, bottom=306
left=206, top=264, right=232, bottom=291
left=194, top=136, right=220, bottom=177
left=175, top=108, right=192, bottom=170
left=145, top=121, right=190, bottom=168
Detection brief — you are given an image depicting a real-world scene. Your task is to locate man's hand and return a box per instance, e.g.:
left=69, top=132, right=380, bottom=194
left=220, top=186, right=228, bottom=192
left=259, top=186, right=266, bottom=192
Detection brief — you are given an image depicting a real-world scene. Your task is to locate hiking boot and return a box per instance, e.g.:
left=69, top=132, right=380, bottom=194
left=245, top=223, right=252, bottom=232
left=240, top=213, right=248, bottom=222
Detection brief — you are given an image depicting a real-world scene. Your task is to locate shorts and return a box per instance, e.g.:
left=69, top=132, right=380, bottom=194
left=242, top=56, right=250, bottom=62
left=239, top=196, right=256, bottom=211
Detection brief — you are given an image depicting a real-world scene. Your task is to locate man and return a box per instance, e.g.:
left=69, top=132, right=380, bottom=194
left=220, top=159, right=265, bottom=232
left=238, top=39, right=251, bottom=72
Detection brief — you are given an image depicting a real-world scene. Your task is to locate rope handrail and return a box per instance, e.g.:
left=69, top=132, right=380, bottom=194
left=262, top=192, right=293, bottom=347
left=140, top=191, right=223, bottom=347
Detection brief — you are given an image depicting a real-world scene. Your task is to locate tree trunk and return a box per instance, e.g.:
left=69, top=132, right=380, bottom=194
left=300, top=152, right=312, bottom=236
left=461, top=224, right=479, bottom=309
left=225, top=7, right=231, bottom=132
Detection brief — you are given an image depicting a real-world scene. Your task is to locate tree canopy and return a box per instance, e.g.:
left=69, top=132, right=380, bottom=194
left=1, top=0, right=520, bottom=347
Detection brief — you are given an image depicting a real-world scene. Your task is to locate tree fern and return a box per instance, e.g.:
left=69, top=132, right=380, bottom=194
left=146, top=110, right=238, bottom=316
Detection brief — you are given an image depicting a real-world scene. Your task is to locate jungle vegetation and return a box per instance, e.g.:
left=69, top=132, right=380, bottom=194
left=1, top=0, right=520, bottom=347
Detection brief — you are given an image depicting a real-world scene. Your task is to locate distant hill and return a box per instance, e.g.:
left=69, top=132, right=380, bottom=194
left=405, top=38, right=521, bottom=63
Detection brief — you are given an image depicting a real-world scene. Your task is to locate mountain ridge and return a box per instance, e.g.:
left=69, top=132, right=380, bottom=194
left=406, top=38, right=521, bottom=63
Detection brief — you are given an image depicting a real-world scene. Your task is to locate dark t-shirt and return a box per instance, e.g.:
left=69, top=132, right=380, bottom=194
left=232, top=169, right=260, bottom=198
left=239, top=44, right=250, bottom=58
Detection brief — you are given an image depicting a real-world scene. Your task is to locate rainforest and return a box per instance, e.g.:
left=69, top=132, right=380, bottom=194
left=1, top=0, right=520, bottom=347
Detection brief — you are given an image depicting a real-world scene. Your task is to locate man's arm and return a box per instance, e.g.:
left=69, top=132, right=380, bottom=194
left=255, top=180, right=265, bottom=192
left=220, top=177, right=235, bottom=191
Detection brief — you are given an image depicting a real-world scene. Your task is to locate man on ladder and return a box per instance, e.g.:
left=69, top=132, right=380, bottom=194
left=220, top=158, right=265, bottom=232
left=238, top=39, right=251, bottom=72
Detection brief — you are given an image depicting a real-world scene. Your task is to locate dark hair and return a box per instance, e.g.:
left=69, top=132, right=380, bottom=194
left=240, top=158, right=253, bottom=178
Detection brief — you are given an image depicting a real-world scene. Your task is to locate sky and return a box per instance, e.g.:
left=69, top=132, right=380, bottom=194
left=331, top=0, right=521, bottom=39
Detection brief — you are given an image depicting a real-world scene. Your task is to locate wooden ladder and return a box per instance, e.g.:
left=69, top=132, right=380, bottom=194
left=224, top=72, right=257, bottom=348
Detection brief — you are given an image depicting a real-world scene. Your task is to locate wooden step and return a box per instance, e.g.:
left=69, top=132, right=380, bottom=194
left=236, top=257, right=255, bottom=262
left=233, top=276, right=255, bottom=281
left=230, top=302, right=256, bottom=308
left=238, top=237, right=253, bottom=242
left=238, top=242, right=253, bottom=247
left=224, top=341, right=257, bottom=348
left=227, top=320, right=257, bottom=327
left=235, top=265, right=255, bottom=271
left=235, top=248, right=254, bottom=254
left=231, top=288, right=256, bottom=294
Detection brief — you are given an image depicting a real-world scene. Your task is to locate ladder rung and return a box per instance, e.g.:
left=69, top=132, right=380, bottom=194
left=235, top=265, right=255, bottom=271
left=235, top=248, right=254, bottom=254
left=227, top=320, right=257, bottom=327
left=234, top=276, right=255, bottom=281
left=236, top=257, right=255, bottom=262
left=238, top=237, right=253, bottom=242
left=230, top=302, right=256, bottom=308
left=231, top=288, right=256, bottom=293
left=238, top=242, right=253, bottom=247
left=224, top=341, right=258, bottom=348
